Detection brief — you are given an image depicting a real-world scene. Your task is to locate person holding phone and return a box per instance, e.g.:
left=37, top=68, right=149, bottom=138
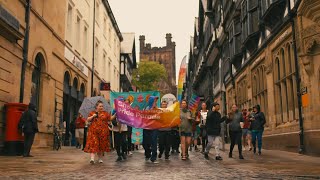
left=84, top=100, right=116, bottom=164
left=180, top=99, right=194, bottom=160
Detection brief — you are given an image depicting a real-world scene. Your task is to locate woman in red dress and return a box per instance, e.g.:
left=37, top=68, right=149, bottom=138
left=84, top=100, right=115, bottom=164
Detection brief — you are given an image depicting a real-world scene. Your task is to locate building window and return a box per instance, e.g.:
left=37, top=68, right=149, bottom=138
left=103, top=53, right=106, bottom=77
left=237, top=78, right=248, bottom=110
left=83, top=25, right=88, bottom=58
left=108, top=60, right=111, bottom=82
left=252, top=65, right=268, bottom=126
left=95, top=2, right=99, bottom=23
left=31, top=54, right=44, bottom=115
left=67, top=4, right=73, bottom=43
left=103, top=17, right=106, bottom=36
left=108, top=24, right=111, bottom=46
left=274, top=43, right=297, bottom=125
left=213, top=68, right=219, bottom=87
left=241, top=0, right=259, bottom=43
left=76, top=16, right=81, bottom=51
left=95, top=42, right=99, bottom=71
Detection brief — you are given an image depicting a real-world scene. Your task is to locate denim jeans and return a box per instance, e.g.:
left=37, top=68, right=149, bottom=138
left=251, top=130, right=263, bottom=152
left=143, top=129, right=158, bottom=161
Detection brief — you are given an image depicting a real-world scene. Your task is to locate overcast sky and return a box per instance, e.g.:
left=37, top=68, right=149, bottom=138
left=108, top=0, right=199, bottom=83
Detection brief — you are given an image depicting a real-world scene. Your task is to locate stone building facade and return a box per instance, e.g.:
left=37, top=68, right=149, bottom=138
left=139, top=34, right=177, bottom=95
left=0, top=0, right=123, bottom=150
left=188, top=0, right=320, bottom=155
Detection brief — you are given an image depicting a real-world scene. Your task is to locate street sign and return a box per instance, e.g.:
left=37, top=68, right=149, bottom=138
left=100, top=82, right=110, bottom=91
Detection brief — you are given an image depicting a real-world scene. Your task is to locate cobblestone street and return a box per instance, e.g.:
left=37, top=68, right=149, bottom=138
left=0, top=147, right=319, bottom=180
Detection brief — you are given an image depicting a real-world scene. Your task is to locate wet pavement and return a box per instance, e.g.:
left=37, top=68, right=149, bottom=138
left=0, top=146, right=319, bottom=180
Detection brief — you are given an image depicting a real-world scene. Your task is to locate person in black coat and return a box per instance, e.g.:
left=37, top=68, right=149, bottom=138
left=20, top=103, right=39, bottom=157
left=204, top=102, right=224, bottom=160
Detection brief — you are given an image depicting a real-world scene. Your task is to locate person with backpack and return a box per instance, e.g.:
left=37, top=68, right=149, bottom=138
left=18, top=103, right=39, bottom=157
left=197, top=102, right=208, bottom=153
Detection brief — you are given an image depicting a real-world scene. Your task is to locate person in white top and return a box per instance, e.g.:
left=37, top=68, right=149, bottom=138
left=197, top=102, right=209, bottom=153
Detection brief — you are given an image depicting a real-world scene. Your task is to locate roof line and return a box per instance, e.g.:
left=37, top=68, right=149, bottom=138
left=102, top=0, right=123, bottom=41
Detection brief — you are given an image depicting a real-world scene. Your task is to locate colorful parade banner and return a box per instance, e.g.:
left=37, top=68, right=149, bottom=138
left=114, top=99, right=181, bottom=130
left=110, top=91, right=161, bottom=110
left=177, top=56, right=187, bottom=102
left=188, top=93, right=201, bottom=115
left=110, top=91, right=160, bottom=144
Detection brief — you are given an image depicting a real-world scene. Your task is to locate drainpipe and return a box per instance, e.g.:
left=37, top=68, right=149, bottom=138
left=90, top=0, right=96, bottom=97
left=288, top=0, right=304, bottom=154
left=19, top=0, right=31, bottom=103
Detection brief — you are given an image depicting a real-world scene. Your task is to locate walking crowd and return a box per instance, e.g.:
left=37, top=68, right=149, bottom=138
left=18, top=96, right=265, bottom=164
left=75, top=96, right=266, bottom=164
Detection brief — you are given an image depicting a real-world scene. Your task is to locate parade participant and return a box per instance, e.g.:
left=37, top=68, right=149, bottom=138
left=242, top=109, right=252, bottom=151
left=158, top=101, right=172, bottom=160
left=191, top=111, right=200, bottom=152
left=84, top=100, right=116, bottom=164
left=226, top=104, right=244, bottom=159
left=251, top=105, right=266, bottom=155
left=204, top=102, right=224, bottom=160
left=75, top=113, right=86, bottom=149
left=180, top=100, right=194, bottom=160
left=197, top=102, right=208, bottom=153
left=111, top=108, right=128, bottom=162
left=125, top=98, right=134, bottom=156
left=143, top=96, right=159, bottom=163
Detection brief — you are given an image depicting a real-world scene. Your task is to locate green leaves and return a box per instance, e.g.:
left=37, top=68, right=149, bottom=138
left=132, top=60, right=168, bottom=92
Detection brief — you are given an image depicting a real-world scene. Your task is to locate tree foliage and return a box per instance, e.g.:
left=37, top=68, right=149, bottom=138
left=132, top=60, right=168, bottom=92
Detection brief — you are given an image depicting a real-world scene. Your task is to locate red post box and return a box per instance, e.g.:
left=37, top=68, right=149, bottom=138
left=4, top=103, right=28, bottom=156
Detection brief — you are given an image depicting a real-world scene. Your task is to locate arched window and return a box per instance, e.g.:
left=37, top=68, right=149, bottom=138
left=274, top=44, right=298, bottom=125
left=31, top=53, right=44, bottom=114
left=253, top=65, right=268, bottom=126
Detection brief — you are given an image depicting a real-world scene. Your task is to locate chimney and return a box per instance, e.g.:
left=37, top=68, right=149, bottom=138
left=139, top=35, right=145, bottom=50
left=166, top=33, right=172, bottom=47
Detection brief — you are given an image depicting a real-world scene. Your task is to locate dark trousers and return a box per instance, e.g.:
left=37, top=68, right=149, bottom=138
left=127, top=129, right=133, bottom=151
left=171, top=130, right=180, bottom=151
left=143, top=129, right=158, bottom=161
left=229, top=131, right=242, bottom=155
left=158, top=131, right=172, bottom=157
left=114, top=131, right=127, bottom=157
left=23, top=132, right=35, bottom=156
left=200, top=128, right=208, bottom=152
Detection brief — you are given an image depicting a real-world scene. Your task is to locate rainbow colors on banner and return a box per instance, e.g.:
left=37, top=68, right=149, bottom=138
left=114, top=99, right=181, bottom=130
left=177, top=56, right=187, bottom=102
left=189, top=93, right=201, bottom=115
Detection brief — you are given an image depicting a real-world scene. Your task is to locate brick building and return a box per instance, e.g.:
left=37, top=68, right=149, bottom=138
left=139, top=34, right=177, bottom=95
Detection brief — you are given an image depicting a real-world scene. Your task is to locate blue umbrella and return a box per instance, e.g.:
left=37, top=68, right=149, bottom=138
left=78, top=96, right=111, bottom=118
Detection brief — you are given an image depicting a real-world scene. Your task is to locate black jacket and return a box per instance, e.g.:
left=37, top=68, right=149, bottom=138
left=227, top=111, right=243, bottom=132
left=251, top=106, right=266, bottom=131
left=20, top=103, right=39, bottom=133
left=205, top=110, right=223, bottom=136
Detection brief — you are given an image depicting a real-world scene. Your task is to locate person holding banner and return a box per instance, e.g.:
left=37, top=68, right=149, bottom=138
left=111, top=108, right=128, bottom=162
left=158, top=101, right=172, bottom=160
left=143, top=96, right=159, bottom=163
left=180, top=100, right=194, bottom=160
left=84, top=100, right=116, bottom=164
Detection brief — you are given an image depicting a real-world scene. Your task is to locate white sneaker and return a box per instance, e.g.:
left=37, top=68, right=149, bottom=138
left=90, top=159, right=95, bottom=164
left=128, top=152, right=133, bottom=156
left=98, top=159, right=103, bottom=163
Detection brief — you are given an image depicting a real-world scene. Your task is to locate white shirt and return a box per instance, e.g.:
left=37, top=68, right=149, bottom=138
left=199, top=110, right=208, bottom=126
